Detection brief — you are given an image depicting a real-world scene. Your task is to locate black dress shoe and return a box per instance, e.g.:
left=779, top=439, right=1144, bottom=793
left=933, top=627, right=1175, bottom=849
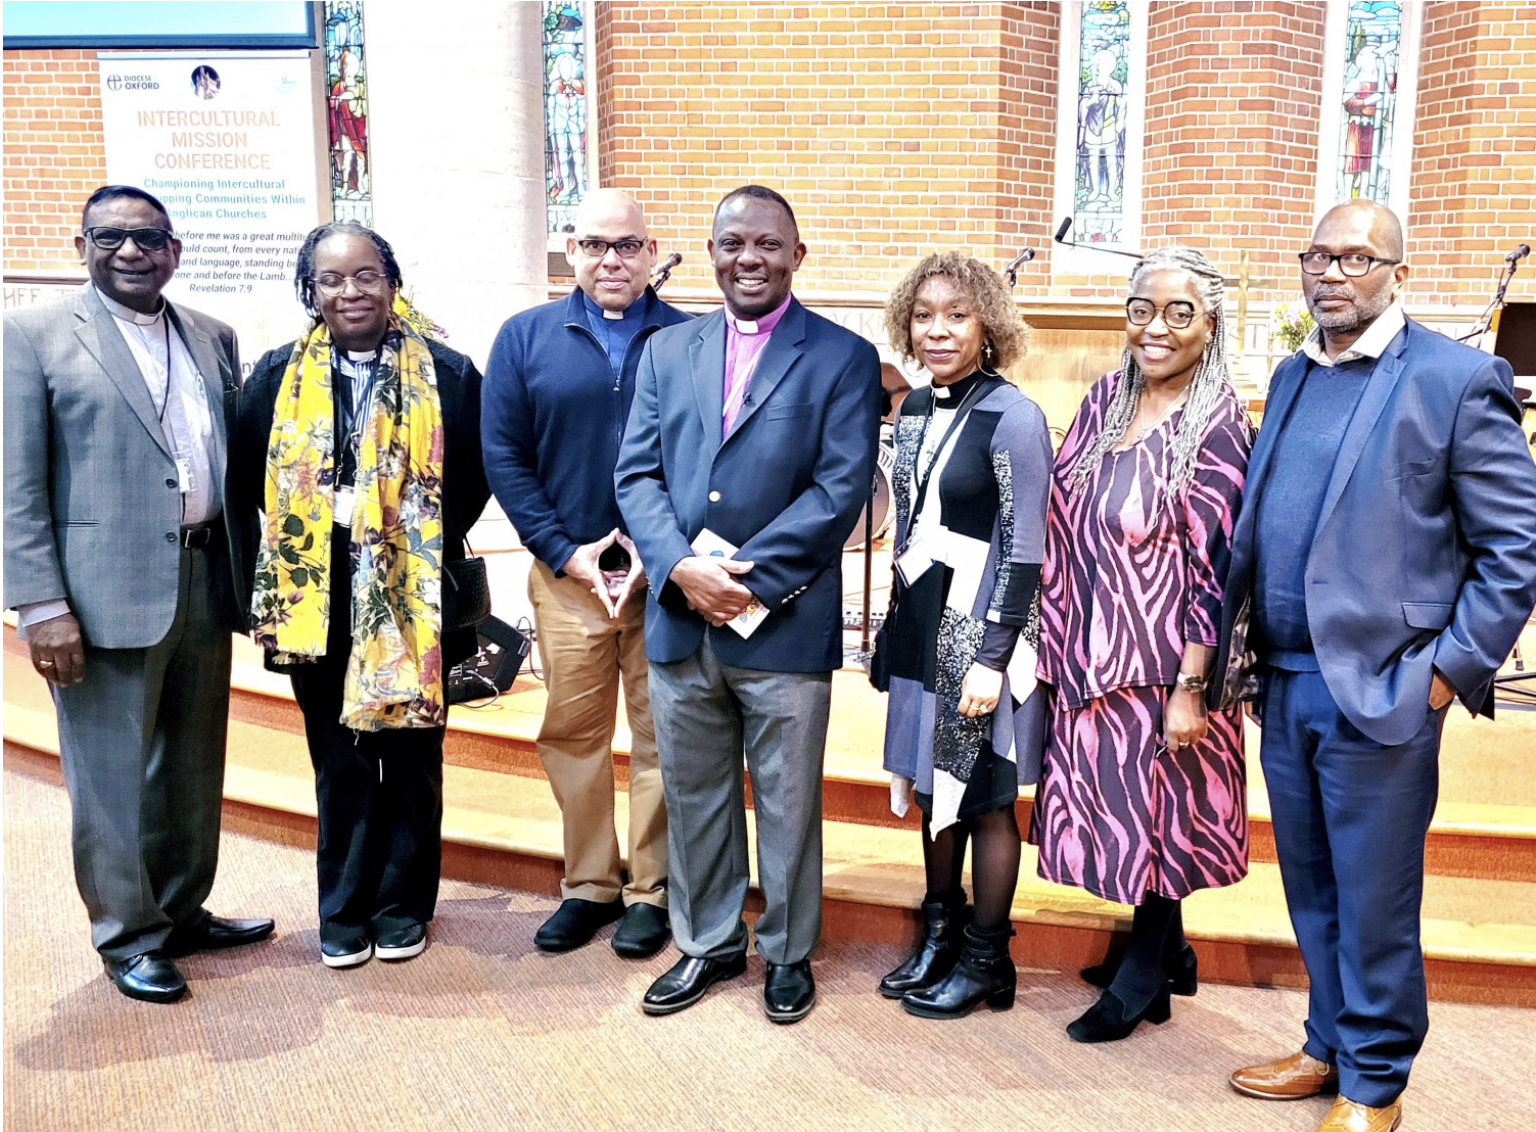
left=534, top=898, right=625, bottom=952
left=104, top=952, right=186, bottom=1004
left=642, top=953, right=747, bottom=1016
left=164, top=913, right=275, bottom=957
left=764, top=960, right=816, bottom=1024
left=1082, top=942, right=1199, bottom=996
left=375, top=923, right=427, bottom=961
left=1066, top=984, right=1172, bottom=1043
left=612, top=902, right=671, bottom=958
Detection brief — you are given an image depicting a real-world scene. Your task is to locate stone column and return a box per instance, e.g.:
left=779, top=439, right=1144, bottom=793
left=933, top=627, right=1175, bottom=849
left=363, top=5, right=550, bottom=626
left=362, top=3, right=547, bottom=367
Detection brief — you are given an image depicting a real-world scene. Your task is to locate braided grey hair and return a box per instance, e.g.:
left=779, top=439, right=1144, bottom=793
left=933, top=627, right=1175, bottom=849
left=1068, top=245, right=1234, bottom=499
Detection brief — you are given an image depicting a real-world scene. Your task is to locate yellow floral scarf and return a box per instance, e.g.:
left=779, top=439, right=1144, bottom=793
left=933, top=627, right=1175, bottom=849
left=250, top=312, right=447, bottom=729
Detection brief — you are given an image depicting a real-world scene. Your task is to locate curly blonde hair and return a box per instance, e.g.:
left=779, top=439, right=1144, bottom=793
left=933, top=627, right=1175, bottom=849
left=883, top=251, right=1030, bottom=371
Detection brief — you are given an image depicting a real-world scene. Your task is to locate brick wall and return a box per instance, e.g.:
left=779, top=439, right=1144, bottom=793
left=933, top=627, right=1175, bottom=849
left=1410, top=0, right=1536, bottom=307
left=3, top=49, right=106, bottom=274
left=599, top=2, right=1039, bottom=297
left=1140, top=2, right=1328, bottom=306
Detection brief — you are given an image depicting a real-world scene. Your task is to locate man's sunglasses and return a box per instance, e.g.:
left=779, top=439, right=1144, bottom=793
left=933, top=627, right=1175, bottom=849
left=84, top=226, right=176, bottom=252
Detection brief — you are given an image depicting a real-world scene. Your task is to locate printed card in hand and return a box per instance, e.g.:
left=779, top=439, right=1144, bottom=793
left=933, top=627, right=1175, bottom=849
left=690, top=528, right=769, bottom=638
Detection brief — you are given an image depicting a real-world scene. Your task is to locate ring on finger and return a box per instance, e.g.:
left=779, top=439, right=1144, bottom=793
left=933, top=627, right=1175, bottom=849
left=38, top=659, right=56, bottom=668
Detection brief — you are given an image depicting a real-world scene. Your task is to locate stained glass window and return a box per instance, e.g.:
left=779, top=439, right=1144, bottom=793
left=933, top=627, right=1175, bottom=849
left=543, top=1, right=589, bottom=237
left=324, top=1, right=371, bottom=226
left=1333, top=1, right=1403, bottom=205
left=1073, top=1, right=1132, bottom=246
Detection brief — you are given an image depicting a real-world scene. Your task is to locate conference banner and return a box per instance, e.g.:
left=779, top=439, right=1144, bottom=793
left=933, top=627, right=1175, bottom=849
left=98, top=51, right=323, bottom=370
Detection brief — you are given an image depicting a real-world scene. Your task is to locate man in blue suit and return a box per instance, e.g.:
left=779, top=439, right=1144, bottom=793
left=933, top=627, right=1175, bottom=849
left=615, top=185, right=881, bottom=1023
left=1218, top=200, right=1536, bottom=1132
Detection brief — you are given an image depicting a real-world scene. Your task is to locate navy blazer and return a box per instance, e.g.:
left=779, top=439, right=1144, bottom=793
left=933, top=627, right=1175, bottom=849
left=1214, top=318, right=1536, bottom=746
left=615, top=297, right=882, bottom=672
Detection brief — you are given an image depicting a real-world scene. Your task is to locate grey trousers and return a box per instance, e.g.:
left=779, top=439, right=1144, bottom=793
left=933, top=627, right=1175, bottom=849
left=52, top=545, right=231, bottom=961
left=649, top=633, right=832, bottom=965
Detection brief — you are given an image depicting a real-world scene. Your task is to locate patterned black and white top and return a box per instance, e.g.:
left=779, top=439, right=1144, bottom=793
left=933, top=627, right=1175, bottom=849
left=880, top=371, right=1053, bottom=833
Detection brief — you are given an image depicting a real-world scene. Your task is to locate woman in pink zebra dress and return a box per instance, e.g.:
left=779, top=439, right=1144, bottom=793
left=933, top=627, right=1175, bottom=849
left=1030, top=246, right=1253, bottom=1043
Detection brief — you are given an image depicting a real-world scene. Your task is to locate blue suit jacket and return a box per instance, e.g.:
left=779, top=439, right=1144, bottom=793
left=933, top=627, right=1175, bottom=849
left=615, top=297, right=882, bottom=671
left=1214, top=318, right=1536, bottom=745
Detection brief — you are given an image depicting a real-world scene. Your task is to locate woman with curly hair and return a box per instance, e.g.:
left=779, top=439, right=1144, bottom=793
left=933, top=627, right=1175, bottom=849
left=230, top=221, right=489, bottom=968
left=874, top=252, right=1052, bottom=1018
left=1029, top=246, right=1253, bottom=1042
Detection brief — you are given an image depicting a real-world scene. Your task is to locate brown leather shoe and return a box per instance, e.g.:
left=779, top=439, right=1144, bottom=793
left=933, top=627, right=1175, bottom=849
left=1229, top=1050, right=1339, bottom=1099
left=1316, top=1097, right=1403, bottom=1132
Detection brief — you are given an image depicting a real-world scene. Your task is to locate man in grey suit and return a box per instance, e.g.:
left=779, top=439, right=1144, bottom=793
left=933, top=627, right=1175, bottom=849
left=4, top=185, right=273, bottom=1004
left=616, top=185, right=882, bottom=1022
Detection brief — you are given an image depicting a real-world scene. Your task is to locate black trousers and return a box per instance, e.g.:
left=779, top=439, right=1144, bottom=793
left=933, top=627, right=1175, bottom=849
left=289, top=528, right=445, bottom=947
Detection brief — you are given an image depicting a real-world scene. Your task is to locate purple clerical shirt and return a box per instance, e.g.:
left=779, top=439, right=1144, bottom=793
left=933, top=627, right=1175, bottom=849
left=721, top=293, right=793, bottom=438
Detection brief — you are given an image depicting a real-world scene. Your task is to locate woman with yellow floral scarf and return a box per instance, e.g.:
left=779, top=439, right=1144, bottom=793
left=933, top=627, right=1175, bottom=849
left=231, top=222, right=488, bottom=968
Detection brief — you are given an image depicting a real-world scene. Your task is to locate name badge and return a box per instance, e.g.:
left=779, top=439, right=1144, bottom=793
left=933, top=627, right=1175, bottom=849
left=895, top=527, right=937, bottom=587
left=333, top=486, right=355, bottom=526
left=173, top=454, right=195, bottom=494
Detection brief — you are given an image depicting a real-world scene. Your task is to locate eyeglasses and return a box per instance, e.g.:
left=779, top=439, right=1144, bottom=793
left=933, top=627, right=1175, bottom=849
left=314, top=270, right=389, bottom=296
left=1125, top=298, right=1198, bottom=329
left=85, top=226, right=175, bottom=252
left=575, top=238, right=647, bottom=259
left=1298, top=252, right=1400, bottom=277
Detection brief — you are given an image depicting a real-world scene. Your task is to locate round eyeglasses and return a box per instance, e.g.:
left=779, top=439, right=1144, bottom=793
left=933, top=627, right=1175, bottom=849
left=1125, top=298, right=1198, bottom=329
left=1298, top=252, right=1400, bottom=277
left=314, top=270, right=389, bottom=297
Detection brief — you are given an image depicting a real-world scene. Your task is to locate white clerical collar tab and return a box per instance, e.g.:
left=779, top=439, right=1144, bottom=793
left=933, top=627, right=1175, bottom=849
left=345, top=349, right=378, bottom=361
left=933, top=384, right=952, bottom=399
left=602, top=308, right=624, bottom=320
left=732, top=317, right=760, bottom=334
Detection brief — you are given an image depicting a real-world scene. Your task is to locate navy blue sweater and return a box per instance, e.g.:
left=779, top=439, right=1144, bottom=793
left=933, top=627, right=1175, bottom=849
left=1252, top=353, right=1374, bottom=664
left=481, top=287, right=691, bottom=572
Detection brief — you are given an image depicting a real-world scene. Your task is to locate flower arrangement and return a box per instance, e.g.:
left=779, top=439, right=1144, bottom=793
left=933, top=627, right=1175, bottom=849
left=393, top=290, right=447, bottom=343
left=1271, top=301, right=1315, bottom=354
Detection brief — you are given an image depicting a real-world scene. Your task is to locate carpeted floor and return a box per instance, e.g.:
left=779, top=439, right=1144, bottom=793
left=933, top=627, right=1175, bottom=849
left=5, top=758, right=1533, bottom=1132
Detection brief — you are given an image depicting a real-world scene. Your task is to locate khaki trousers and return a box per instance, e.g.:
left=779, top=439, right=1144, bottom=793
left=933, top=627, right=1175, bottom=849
left=529, top=560, right=666, bottom=906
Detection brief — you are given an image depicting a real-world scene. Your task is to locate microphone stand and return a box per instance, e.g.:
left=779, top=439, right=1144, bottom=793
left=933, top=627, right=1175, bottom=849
left=651, top=264, right=675, bottom=291
left=1459, top=257, right=1520, bottom=346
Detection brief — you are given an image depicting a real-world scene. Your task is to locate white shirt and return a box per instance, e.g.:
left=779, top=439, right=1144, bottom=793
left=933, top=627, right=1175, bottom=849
left=17, top=288, right=220, bottom=634
left=1300, top=301, right=1407, bottom=368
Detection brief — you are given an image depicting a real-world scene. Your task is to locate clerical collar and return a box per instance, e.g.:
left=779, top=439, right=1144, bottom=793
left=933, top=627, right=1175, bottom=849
left=343, top=348, right=378, bottom=362
left=931, top=370, right=987, bottom=402
left=725, top=293, right=793, bottom=335
left=582, top=291, right=643, bottom=324
left=95, top=285, right=165, bottom=326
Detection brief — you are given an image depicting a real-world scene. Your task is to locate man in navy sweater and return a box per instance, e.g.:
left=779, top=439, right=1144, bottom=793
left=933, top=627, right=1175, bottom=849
left=482, top=189, right=691, bottom=957
left=1217, top=200, right=1536, bottom=1132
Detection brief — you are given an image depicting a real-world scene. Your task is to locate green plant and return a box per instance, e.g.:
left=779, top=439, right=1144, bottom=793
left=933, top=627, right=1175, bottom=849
left=1271, top=301, right=1315, bottom=353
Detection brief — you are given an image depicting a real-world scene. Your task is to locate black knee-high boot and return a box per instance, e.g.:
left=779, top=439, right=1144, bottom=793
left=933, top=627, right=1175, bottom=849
left=1080, top=898, right=1198, bottom=995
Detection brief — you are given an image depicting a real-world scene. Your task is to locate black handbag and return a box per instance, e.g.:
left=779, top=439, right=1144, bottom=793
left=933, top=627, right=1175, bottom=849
left=442, top=553, right=492, bottom=632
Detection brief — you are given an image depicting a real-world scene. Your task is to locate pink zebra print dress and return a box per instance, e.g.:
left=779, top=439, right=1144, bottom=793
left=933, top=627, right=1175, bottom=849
left=1029, top=371, right=1253, bottom=905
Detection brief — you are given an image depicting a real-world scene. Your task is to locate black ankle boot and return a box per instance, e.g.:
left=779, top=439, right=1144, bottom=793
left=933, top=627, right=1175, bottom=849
left=900, top=923, right=1015, bottom=1019
left=879, top=899, right=967, bottom=999
left=1066, top=983, right=1172, bottom=1043
left=1081, top=942, right=1199, bottom=996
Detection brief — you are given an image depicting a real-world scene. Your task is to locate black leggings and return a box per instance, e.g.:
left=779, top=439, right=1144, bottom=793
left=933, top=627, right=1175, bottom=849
left=919, top=802, right=1021, bottom=932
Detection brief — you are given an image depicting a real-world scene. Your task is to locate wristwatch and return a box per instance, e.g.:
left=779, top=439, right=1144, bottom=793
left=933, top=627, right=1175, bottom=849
left=1175, top=672, right=1208, bottom=694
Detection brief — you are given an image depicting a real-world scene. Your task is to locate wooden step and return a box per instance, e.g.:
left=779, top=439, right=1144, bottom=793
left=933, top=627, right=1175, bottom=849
left=6, top=687, right=1534, bottom=1009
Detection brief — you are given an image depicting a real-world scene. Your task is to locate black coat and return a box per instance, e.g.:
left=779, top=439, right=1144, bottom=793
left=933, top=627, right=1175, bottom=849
left=230, top=336, right=492, bottom=669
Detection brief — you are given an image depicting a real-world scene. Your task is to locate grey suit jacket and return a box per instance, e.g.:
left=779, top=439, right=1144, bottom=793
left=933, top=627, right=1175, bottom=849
left=3, top=285, right=244, bottom=648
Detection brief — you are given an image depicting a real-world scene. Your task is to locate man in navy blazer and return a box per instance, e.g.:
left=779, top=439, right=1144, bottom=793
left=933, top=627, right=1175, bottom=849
left=615, top=185, right=881, bottom=1023
left=1218, top=200, right=1536, bottom=1132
